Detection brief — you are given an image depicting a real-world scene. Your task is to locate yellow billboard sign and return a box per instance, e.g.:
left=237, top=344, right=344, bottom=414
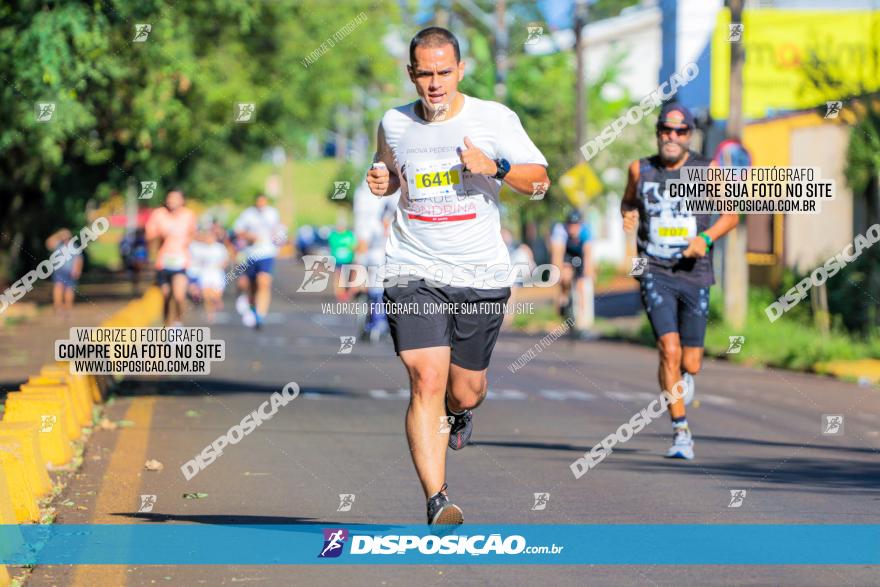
left=711, top=9, right=880, bottom=120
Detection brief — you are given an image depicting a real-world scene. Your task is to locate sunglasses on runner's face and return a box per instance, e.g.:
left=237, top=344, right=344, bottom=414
left=658, top=126, right=691, bottom=137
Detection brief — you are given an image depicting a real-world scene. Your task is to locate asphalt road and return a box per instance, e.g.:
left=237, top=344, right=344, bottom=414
left=26, top=260, right=880, bottom=586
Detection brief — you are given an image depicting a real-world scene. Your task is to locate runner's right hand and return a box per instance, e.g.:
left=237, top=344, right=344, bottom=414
left=367, top=163, right=390, bottom=196
left=623, top=210, right=639, bottom=233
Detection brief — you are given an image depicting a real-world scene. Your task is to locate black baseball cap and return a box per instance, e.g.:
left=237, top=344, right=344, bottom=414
left=657, top=103, right=695, bottom=130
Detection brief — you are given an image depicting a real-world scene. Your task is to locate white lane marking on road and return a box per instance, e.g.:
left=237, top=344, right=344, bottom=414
left=369, top=388, right=410, bottom=399
left=310, top=388, right=737, bottom=406
left=301, top=391, right=330, bottom=399
left=604, top=391, right=656, bottom=402
left=487, top=389, right=528, bottom=400
left=539, top=389, right=595, bottom=401
left=695, top=394, right=736, bottom=406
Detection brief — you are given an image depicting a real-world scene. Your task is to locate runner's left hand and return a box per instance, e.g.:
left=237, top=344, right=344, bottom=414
left=682, top=236, right=707, bottom=258
left=459, top=137, right=497, bottom=175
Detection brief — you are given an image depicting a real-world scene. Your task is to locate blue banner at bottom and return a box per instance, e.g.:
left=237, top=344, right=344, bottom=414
left=0, top=524, right=877, bottom=565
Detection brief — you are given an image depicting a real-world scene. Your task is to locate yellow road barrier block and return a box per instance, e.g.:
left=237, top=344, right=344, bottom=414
left=40, top=367, right=96, bottom=410
left=2, top=395, right=72, bottom=466
left=0, top=466, right=22, bottom=587
left=0, top=439, right=41, bottom=522
left=0, top=423, right=52, bottom=496
left=51, top=362, right=102, bottom=404
left=28, top=375, right=91, bottom=427
left=18, top=386, right=80, bottom=441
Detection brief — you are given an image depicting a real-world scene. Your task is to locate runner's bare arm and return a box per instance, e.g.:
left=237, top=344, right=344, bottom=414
left=367, top=123, right=400, bottom=197
left=458, top=136, right=549, bottom=195
left=621, top=160, right=640, bottom=232
left=702, top=161, right=738, bottom=242
left=502, top=163, right=550, bottom=196
left=550, top=235, right=564, bottom=270
left=582, top=241, right=594, bottom=280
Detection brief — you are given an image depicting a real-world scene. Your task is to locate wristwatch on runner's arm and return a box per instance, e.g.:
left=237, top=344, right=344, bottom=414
left=492, top=158, right=511, bottom=180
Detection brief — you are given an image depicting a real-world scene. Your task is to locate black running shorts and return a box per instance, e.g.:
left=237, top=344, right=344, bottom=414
left=383, top=279, right=511, bottom=371
left=638, top=271, right=710, bottom=347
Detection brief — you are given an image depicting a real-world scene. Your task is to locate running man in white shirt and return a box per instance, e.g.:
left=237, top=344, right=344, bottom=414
left=233, top=194, right=285, bottom=329
left=366, top=27, right=550, bottom=525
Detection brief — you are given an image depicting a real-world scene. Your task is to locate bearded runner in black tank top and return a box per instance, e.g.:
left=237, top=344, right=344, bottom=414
left=634, top=150, right=714, bottom=287
left=619, top=102, right=739, bottom=464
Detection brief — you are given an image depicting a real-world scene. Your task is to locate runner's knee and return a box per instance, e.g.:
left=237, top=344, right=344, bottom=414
left=407, top=366, right=446, bottom=398
left=658, top=338, right=682, bottom=365
left=450, top=375, right=487, bottom=410
left=681, top=352, right=702, bottom=375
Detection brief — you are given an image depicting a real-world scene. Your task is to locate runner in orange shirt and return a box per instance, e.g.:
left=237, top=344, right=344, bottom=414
left=145, top=188, right=197, bottom=326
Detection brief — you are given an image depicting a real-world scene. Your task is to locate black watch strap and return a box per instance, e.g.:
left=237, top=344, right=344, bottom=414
left=493, top=158, right=511, bottom=180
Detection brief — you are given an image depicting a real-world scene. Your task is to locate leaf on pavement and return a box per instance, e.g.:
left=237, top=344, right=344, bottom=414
left=98, top=418, right=117, bottom=430
left=185, top=410, right=201, bottom=418
left=144, top=459, right=164, bottom=471
left=182, top=492, right=208, bottom=499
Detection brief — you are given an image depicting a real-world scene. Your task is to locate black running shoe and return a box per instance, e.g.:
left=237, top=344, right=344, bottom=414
left=426, top=483, right=463, bottom=525
left=447, top=406, right=473, bottom=450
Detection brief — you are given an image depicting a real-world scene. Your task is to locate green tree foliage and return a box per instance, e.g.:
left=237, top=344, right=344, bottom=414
left=0, top=0, right=400, bottom=281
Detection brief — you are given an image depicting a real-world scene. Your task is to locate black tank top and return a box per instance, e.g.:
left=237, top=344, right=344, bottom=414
left=635, top=151, right=714, bottom=287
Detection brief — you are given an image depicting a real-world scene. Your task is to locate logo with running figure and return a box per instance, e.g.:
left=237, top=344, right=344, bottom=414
left=332, top=181, right=350, bottom=200
left=525, top=26, right=544, bottom=45
left=298, top=255, right=336, bottom=292
left=726, top=335, right=745, bottom=354
left=139, top=181, right=158, bottom=200
left=822, top=414, right=844, bottom=435
left=629, top=257, right=648, bottom=276
left=133, top=23, right=152, bottom=42
left=530, top=181, right=549, bottom=201
left=728, top=24, right=744, bottom=42
left=727, top=489, right=747, bottom=508
left=439, top=415, right=455, bottom=434
left=531, top=492, right=550, bottom=511
left=825, top=101, right=842, bottom=119
left=40, top=415, right=57, bottom=433
left=337, top=494, right=355, bottom=512
left=318, top=528, right=349, bottom=558
left=337, top=336, right=356, bottom=354
left=138, top=494, right=157, bottom=513
left=35, top=102, right=56, bottom=123
left=234, top=103, right=256, bottom=123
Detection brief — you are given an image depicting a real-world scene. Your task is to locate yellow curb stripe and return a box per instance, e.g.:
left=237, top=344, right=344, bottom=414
left=69, top=396, right=156, bottom=587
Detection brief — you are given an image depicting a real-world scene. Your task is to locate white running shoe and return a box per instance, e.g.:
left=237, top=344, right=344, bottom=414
left=242, top=311, right=257, bottom=328
left=235, top=294, right=249, bottom=316
left=665, top=427, right=695, bottom=460
left=682, top=372, right=695, bottom=407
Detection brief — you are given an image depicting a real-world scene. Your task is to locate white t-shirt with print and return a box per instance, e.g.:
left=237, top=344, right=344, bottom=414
left=233, top=206, right=283, bottom=261
left=379, top=95, right=547, bottom=288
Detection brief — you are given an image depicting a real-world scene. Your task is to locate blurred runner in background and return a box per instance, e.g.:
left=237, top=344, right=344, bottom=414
left=234, top=194, right=284, bottom=329
left=45, top=228, right=83, bottom=319
left=145, top=188, right=197, bottom=327
left=190, top=227, right=229, bottom=323
left=119, top=227, right=148, bottom=295
left=329, top=217, right=356, bottom=302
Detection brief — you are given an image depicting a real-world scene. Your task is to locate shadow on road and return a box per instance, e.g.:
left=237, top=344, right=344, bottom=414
left=620, top=452, right=880, bottom=494
left=116, top=379, right=360, bottom=399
